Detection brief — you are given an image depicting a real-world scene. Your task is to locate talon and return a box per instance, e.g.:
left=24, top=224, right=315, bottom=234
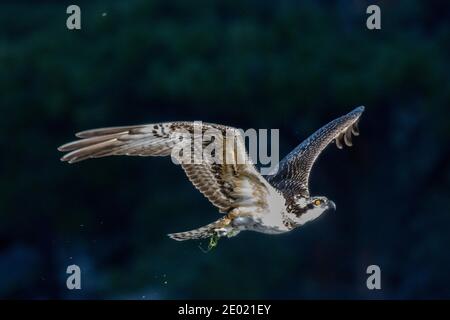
left=214, top=227, right=228, bottom=236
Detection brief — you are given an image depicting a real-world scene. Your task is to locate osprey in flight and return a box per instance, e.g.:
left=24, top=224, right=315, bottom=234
left=58, top=106, right=364, bottom=242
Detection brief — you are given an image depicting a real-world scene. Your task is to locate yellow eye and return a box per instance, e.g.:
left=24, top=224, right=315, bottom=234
left=314, top=199, right=322, bottom=206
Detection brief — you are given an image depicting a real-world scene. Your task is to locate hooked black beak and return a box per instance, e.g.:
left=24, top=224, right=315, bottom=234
left=328, top=200, right=336, bottom=211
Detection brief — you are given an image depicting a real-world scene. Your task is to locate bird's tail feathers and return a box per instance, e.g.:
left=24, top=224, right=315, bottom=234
left=168, top=217, right=231, bottom=241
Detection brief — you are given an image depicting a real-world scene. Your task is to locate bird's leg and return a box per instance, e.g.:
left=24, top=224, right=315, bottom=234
left=205, top=210, right=246, bottom=251
left=210, top=212, right=241, bottom=244
left=212, top=218, right=232, bottom=238
left=227, top=210, right=239, bottom=220
left=199, top=216, right=230, bottom=252
left=222, top=210, right=245, bottom=238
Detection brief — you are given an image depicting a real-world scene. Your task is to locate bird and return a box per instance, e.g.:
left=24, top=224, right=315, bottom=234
left=58, top=106, right=364, bottom=243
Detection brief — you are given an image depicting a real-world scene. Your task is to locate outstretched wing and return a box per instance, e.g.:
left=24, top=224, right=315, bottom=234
left=267, top=106, right=365, bottom=198
left=58, top=122, right=271, bottom=213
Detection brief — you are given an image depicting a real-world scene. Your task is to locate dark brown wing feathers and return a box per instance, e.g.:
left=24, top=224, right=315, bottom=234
left=267, top=106, right=365, bottom=198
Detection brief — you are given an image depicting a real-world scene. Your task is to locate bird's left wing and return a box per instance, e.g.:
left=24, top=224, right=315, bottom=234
left=58, top=122, right=272, bottom=213
left=267, top=106, right=365, bottom=198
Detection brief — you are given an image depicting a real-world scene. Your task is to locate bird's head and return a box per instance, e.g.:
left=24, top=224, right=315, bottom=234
left=287, top=195, right=336, bottom=226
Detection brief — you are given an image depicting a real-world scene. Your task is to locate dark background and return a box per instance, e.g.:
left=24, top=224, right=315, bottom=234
left=0, top=0, right=449, bottom=299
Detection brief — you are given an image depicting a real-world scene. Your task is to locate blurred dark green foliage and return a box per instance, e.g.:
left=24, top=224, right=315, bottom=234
left=0, top=0, right=449, bottom=298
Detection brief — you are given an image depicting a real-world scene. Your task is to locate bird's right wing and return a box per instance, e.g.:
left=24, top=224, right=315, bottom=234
left=58, top=122, right=271, bottom=213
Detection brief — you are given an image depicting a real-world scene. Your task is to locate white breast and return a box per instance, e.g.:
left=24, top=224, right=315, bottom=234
left=255, top=183, right=290, bottom=233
